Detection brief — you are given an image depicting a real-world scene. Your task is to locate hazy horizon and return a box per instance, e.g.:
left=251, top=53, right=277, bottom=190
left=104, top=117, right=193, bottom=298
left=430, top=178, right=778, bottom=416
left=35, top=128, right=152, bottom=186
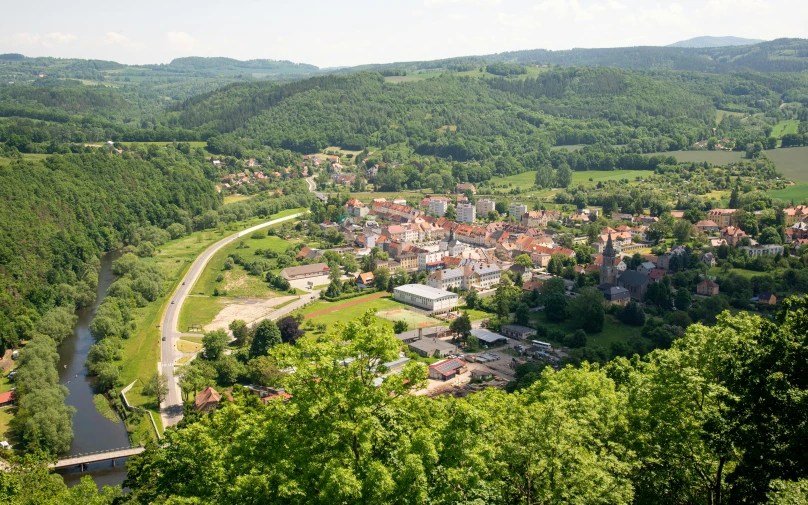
left=3, top=0, right=807, bottom=67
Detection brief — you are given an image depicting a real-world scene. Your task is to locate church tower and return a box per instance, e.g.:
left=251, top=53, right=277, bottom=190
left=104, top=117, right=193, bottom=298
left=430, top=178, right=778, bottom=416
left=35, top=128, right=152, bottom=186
left=600, top=234, right=618, bottom=285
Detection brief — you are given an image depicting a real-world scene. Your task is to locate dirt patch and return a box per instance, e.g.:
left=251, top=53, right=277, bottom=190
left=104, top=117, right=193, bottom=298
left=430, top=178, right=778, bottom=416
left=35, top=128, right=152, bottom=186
left=0, top=350, right=13, bottom=373
left=304, top=292, right=388, bottom=319
left=204, top=296, right=297, bottom=331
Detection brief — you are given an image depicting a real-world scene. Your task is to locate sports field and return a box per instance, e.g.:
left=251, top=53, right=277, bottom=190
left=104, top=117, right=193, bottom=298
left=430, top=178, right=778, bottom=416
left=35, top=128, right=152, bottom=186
left=376, top=308, right=442, bottom=328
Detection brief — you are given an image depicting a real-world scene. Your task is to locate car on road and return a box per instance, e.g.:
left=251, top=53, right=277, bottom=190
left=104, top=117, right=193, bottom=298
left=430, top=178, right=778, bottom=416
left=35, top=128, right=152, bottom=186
left=171, top=300, right=175, bottom=304
left=182, top=282, right=185, bottom=285
left=162, top=336, right=166, bottom=341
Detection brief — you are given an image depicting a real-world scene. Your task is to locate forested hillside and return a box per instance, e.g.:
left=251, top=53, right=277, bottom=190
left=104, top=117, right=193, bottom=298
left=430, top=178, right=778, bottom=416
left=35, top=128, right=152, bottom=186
left=166, top=68, right=808, bottom=163
left=354, top=38, right=808, bottom=74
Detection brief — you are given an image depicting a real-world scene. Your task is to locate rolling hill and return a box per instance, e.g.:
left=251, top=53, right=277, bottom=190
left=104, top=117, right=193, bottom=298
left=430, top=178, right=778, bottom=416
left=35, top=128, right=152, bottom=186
left=667, top=36, right=766, bottom=48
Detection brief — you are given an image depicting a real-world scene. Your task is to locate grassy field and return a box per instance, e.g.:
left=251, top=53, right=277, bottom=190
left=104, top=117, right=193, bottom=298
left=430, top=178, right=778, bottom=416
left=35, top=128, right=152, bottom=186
left=118, top=208, right=305, bottom=416
left=347, top=191, right=426, bottom=204
left=489, top=169, right=652, bottom=191
left=645, top=150, right=745, bottom=165
left=716, top=110, right=746, bottom=123
left=298, top=293, right=412, bottom=332
left=177, top=339, right=203, bottom=353
left=385, top=65, right=547, bottom=84
left=223, top=194, right=256, bottom=205
left=0, top=407, right=14, bottom=442
left=0, top=374, right=12, bottom=394
left=191, top=229, right=299, bottom=298
left=530, top=312, right=643, bottom=350
left=771, top=120, right=800, bottom=138
left=456, top=305, right=492, bottom=321
left=178, top=296, right=226, bottom=332
left=550, top=144, right=585, bottom=151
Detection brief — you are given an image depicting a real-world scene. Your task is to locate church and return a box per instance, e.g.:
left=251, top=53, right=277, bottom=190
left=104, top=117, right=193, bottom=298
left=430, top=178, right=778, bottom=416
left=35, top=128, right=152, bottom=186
left=597, top=234, right=649, bottom=303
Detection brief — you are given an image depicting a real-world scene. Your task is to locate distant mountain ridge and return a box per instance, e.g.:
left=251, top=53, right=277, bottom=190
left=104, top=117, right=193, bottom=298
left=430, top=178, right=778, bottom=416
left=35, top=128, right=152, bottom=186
left=667, top=36, right=766, bottom=48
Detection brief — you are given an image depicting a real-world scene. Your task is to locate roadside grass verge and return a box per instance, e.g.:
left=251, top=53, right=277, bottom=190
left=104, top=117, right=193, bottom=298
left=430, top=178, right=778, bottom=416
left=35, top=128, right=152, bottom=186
left=119, top=208, right=306, bottom=413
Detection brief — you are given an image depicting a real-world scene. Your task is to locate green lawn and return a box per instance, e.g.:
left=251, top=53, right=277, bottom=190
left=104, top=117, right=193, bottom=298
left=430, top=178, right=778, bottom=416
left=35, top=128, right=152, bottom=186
left=457, top=305, right=492, bottom=321
left=771, top=120, right=800, bottom=138
left=178, top=296, right=226, bottom=332
left=550, top=144, right=585, bottom=151
left=0, top=373, right=13, bottom=394
left=644, top=150, right=745, bottom=165
left=0, top=406, right=15, bottom=442
left=708, top=266, right=763, bottom=279
left=529, top=312, right=643, bottom=350
left=118, top=208, right=305, bottom=412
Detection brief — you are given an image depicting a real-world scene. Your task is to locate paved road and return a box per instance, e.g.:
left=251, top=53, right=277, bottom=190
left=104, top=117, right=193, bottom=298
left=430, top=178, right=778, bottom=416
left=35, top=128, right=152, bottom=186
left=159, top=212, right=305, bottom=428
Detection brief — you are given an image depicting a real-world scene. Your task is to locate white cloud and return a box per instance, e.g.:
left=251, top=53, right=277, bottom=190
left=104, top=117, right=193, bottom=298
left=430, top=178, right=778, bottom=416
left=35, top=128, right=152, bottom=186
left=165, top=31, right=196, bottom=52
left=104, top=32, right=145, bottom=49
left=41, top=32, right=77, bottom=47
left=8, top=32, right=40, bottom=46
left=424, top=0, right=503, bottom=6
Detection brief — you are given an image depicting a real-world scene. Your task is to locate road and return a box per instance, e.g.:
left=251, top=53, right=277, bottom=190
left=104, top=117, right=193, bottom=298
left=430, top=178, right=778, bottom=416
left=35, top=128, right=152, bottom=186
left=159, top=211, right=305, bottom=428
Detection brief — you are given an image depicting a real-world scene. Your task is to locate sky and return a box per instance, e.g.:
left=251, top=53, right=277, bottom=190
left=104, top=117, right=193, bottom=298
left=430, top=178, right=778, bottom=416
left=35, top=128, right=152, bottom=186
left=3, top=0, right=806, bottom=67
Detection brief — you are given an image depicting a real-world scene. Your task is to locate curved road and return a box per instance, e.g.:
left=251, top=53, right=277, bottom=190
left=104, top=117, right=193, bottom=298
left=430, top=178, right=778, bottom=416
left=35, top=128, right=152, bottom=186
left=159, top=212, right=305, bottom=427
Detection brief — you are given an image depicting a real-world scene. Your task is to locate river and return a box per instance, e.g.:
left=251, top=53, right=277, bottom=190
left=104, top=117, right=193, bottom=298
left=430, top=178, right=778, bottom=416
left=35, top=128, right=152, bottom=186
left=57, top=250, right=131, bottom=488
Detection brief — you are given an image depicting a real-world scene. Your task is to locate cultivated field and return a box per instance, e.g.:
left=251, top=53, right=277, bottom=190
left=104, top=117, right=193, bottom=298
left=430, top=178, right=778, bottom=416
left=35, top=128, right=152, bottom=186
left=768, top=184, right=808, bottom=203
left=766, top=147, right=808, bottom=183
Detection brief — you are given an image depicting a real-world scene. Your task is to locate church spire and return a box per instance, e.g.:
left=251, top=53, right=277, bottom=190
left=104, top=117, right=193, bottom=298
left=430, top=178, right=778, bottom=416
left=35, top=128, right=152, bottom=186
left=604, top=233, right=615, bottom=257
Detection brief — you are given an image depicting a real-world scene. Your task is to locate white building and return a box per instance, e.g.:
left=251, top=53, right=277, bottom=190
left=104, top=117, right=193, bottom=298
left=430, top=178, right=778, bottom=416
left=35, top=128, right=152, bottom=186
left=394, top=284, right=458, bottom=313
left=429, top=198, right=449, bottom=217
left=417, top=250, right=447, bottom=271
left=457, top=203, right=476, bottom=223
left=509, top=202, right=527, bottom=221
left=742, top=244, right=785, bottom=257
left=477, top=198, right=495, bottom=216
left=427, top=263, right=502, bottom=291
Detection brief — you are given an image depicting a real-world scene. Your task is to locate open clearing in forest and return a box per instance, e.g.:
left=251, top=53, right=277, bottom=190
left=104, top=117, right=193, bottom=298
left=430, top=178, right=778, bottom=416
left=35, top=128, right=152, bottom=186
left=489, top=169, right=651, bottom=191
left=771, top=120, right=800, bottom=138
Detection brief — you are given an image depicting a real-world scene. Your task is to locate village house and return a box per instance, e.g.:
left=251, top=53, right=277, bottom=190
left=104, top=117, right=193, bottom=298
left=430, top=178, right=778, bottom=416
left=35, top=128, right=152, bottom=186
left=371, top=199, right=421, bottom=220
left=756, top=292, right=777, bottom=305
left=0, top=390, right=15, bottom=408
left=783, top=205, right=808, bottom=226
left=696, top=220, right=720, bottom=234
left=522, top=210, right=560, bottom=227
left=456, top=182, right=477, bottom=194
left=721, top=226, right=747, bottom=246
left=697, top=279, right=720, bottom=296
left=356, top=271, right=375, bottom=289
left=700, top=252, right=716, bottom=267
left=193, top=386, right=232, bottom=413
left=786, top=221, right=808, bottom=241
left=707, top=208, right=737, bottom=228
left=344, top=198, right=369, bottom=217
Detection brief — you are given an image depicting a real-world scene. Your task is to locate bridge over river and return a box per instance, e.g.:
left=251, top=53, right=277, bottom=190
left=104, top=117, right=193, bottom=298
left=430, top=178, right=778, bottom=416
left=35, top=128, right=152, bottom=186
left=49, top=446, right=145, bottom=471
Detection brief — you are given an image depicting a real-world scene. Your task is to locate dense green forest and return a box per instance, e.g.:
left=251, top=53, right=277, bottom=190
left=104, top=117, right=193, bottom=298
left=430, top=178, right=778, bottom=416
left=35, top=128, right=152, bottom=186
left=2, top=300, right=806, bottom=504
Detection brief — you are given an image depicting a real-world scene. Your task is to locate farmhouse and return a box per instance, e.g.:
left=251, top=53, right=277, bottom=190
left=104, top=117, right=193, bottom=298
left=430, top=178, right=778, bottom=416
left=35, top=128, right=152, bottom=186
left=280, top=263, right=330, bottom=281
left=697, top=279, right=720, bottom=296
left=393, top=284, right=458, bottom=313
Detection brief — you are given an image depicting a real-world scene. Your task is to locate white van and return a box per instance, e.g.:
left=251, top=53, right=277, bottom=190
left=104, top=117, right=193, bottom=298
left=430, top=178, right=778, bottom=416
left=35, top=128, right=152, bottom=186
left=531, top=340, right=552, bottom=351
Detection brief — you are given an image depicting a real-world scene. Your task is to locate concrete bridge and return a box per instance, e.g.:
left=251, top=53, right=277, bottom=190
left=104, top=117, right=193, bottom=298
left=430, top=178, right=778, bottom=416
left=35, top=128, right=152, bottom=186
left=49, top=446, right=145, bottom=471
